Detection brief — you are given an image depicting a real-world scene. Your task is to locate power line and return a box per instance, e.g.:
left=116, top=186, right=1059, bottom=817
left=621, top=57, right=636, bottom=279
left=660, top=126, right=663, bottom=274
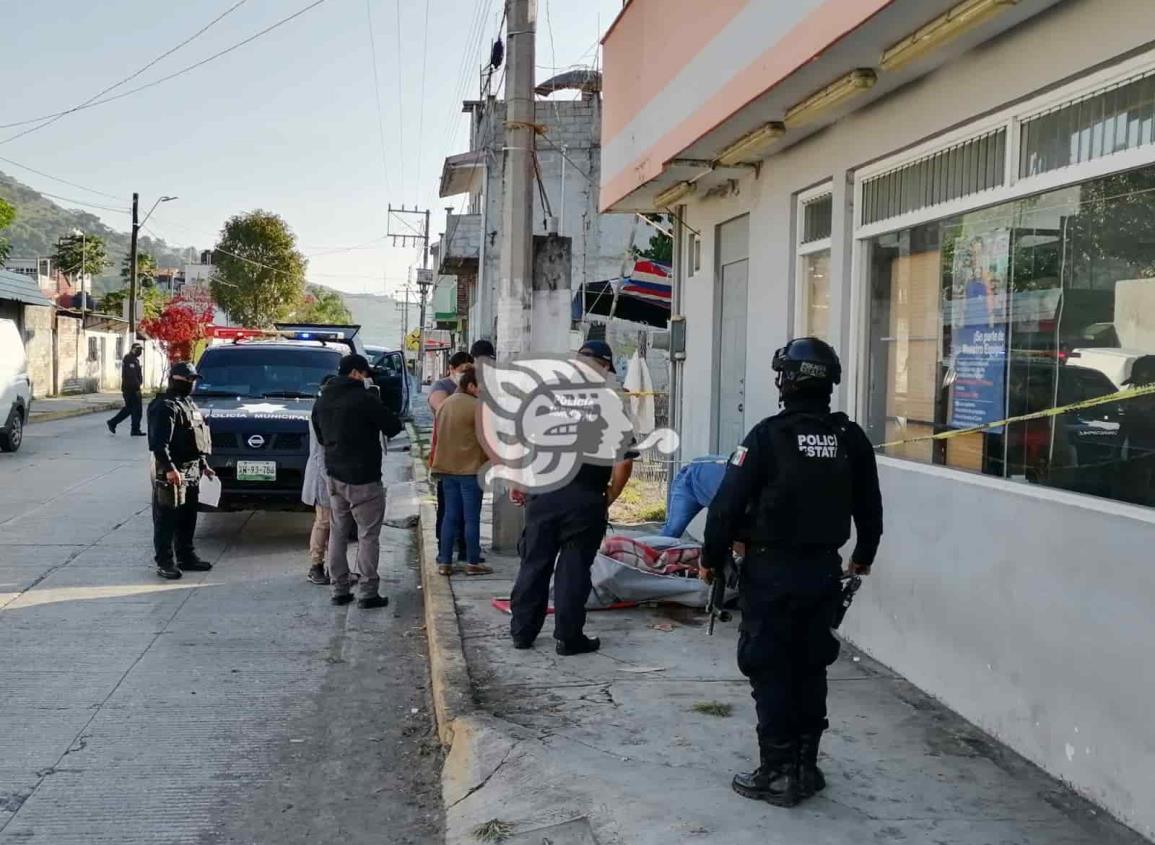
left=34, top=191, right=130, bottom=214
left=364, top=0, right=394, bottom=197
left=415, top=0, right=431, bottom=191
left=393, top=0, right=408, bottom=198
left=0, top=0, right=250, bottom=145
left=0, top=0, right=332, bottom=131
left=0, top=154, right=121, bottom=200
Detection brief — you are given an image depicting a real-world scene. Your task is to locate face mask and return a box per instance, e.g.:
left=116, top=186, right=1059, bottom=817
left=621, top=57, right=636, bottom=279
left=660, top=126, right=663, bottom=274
left=171, top=380, right=194, bottom=397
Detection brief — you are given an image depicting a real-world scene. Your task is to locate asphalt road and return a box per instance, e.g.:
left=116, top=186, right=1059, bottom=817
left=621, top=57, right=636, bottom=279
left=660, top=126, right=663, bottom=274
left=0, top=411, right=442, bottom=843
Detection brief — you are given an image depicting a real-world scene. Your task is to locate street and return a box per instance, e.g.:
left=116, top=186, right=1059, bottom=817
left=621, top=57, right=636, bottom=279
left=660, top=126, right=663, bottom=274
left=0, top=412, right=442, bottom=843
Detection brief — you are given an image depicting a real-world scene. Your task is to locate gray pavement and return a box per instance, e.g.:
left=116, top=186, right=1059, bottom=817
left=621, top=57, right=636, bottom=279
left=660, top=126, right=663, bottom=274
left=0, top=413, right=442, bottom=843
left=437, top=508, right=1150, bottom=845
left=27, top=391, right=123, bottom=423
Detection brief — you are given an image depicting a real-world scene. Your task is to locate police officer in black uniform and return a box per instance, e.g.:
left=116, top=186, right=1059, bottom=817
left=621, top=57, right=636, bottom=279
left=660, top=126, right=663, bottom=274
left=148, top=361, right=215, bottom=580
left=702, top=337, right=883, bottom=807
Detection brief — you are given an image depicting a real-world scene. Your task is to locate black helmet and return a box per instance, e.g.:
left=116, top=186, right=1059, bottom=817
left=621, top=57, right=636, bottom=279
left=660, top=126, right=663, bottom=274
left=170, top=361, right=201, bottom=380
left=772, top=337, right=842, bottom=386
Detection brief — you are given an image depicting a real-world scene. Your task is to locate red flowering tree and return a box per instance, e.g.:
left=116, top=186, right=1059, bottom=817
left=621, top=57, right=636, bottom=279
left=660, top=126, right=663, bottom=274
left=140, top=291, right=215, bottom=364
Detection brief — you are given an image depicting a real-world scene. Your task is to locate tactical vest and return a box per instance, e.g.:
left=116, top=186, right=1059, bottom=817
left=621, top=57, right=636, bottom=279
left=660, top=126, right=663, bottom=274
left=753, top=411, right=853, bottom=549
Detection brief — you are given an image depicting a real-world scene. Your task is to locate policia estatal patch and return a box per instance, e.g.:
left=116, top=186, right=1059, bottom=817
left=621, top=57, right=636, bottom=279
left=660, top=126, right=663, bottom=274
left=731, top=446, right=748, bottom=466
left=797, top=432, right=839, bottom=458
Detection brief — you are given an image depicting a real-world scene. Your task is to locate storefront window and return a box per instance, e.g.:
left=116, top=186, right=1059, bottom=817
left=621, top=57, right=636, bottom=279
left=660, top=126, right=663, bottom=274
left=801, top=250, right=831, bottom=339
left=866, top=165, right=1155, bottom=508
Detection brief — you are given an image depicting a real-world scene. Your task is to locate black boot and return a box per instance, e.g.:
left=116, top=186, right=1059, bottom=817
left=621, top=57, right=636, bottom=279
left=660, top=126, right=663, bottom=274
left=797, top=732, right=826, bottom=799
left=732, top=739, right=798, bottom=807
left=555, top=635, right=600, bottom=656
left=178, top=556, right=213, bottom=572
left=156, top=561, right=183, bottom=580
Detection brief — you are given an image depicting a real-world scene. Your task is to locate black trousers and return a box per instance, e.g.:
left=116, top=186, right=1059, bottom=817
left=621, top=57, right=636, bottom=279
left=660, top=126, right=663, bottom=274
left=435, top=477, right=467, bottom=560
left=736, top=549, right=842, bottom=743
left=152, top=478, right=200, bottom=566
left=109, top=389, right=143, bottom=433
left=510, top=484, right=606, bottom=643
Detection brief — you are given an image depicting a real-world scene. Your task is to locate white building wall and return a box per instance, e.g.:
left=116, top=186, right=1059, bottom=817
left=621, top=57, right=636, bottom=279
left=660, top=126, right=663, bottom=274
left=676, top=0, right=1155, bottom=836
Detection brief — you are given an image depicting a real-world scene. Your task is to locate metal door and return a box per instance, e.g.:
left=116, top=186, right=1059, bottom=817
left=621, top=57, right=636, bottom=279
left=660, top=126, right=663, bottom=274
left=716, top=259, right=749, bottom=453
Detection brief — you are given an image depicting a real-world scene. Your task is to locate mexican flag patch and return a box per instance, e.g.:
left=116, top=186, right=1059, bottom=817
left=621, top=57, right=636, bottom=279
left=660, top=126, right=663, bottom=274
left=730, top=446, right=748, bottom=466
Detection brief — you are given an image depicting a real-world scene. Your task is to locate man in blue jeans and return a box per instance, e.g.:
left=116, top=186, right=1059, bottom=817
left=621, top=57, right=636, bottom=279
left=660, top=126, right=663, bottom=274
left=661, top=456, right=729, bottom=538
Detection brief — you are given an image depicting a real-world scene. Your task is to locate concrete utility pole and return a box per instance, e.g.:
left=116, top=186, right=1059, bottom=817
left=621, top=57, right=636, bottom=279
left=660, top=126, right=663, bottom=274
left=388, top=205, right=433, bottom=385
left=128, top=193, right=139, bottom=337
left=492, top=0, right=536, bottom=551
left=416, top=207, right=432, bottom=386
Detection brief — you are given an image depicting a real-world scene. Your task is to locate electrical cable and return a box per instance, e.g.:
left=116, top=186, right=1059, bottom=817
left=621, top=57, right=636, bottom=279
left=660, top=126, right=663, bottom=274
left=415, top=0, right=431, bottom=190
left=0, top=0, right=251, bottom=145
left=364, top=0, right=394, bottom=197
left=393, top=0, right=408, bottom=198
left=0, top=0, right=332, bottom=131
left=0, top=154, right=122, bottom=200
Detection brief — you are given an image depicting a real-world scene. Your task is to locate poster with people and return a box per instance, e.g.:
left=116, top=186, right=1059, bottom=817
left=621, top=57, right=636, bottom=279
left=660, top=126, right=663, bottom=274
left=949, top=230, right=1011, bottom=429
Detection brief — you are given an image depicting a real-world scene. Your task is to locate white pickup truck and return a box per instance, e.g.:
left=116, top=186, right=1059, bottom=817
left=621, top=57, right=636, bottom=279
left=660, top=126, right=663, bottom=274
left=0, top=318, right=32, bottom=452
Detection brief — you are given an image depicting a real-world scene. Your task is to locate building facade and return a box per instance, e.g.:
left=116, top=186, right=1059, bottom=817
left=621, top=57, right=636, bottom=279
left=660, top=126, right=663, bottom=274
left=602, top=0, right=1155, bottom=836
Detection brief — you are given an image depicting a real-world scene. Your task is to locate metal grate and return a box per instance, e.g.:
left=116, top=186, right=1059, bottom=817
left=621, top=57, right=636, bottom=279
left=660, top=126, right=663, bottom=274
left=862, top=129, right=1006, bottom=226
left=1020, top=72, right=1155, bottom=178
left=801, top=194, right=833, bottom=244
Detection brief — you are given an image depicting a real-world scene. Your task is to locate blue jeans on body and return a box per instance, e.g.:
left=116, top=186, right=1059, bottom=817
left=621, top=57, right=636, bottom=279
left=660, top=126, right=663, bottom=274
left=438, top=474, right=483, bottom=565
left=661, top=456, right=729, bottom=537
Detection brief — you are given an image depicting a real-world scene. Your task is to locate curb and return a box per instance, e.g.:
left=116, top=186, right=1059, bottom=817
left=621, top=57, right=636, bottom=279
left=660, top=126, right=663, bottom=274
left=30, top=401, right=122, bottom=424
left=407, top=422, right=477, bottom=748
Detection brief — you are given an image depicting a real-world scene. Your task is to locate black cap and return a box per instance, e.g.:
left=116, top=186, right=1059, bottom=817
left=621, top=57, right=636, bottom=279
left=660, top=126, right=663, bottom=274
left=578, top=339, right=616, bottom=373
left=470, top=339, right=496, bottom=359
left=1124, top=355, right=1155, bottom=386
left=170, top=361, right=201, bottom=380
left=338, top=353, right=372, bottom=375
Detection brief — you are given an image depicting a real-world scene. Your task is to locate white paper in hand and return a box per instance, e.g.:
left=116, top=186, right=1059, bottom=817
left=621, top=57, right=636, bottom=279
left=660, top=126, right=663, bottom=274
left=199, top=474, right=222, bottom=508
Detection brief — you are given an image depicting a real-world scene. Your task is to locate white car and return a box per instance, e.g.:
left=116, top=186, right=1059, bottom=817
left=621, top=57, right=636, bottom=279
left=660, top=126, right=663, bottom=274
left=0, top=318, right=31, bottom=452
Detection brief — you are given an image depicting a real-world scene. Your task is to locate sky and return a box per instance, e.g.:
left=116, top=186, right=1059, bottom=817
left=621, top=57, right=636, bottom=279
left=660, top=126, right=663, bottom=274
left=0, top=0, right=623, bottom=297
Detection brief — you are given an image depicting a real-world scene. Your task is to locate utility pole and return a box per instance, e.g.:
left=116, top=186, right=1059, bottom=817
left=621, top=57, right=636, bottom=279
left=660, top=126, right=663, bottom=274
left=129, top=193, right=139, bottom=337
left=492, top=0, right=536, bottom=551
left=388, top=205, right=434, bottom=385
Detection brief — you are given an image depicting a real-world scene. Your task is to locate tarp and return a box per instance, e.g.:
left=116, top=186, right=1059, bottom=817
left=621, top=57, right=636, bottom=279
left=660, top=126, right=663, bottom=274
left=572, top=259, right=672, bottom=329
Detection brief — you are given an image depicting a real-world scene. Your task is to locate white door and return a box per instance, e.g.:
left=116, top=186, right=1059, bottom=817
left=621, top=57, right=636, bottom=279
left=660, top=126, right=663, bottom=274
left=716, top=260, right=749, bottom=454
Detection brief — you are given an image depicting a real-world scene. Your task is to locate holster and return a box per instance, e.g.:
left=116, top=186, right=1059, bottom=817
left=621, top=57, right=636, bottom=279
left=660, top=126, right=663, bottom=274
left=154, top=480, right=187, bottom=508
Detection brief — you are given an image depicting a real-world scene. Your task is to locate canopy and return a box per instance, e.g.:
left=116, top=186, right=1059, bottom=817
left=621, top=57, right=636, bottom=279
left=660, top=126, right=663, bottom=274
left=572, top=259, right=671, bottom=328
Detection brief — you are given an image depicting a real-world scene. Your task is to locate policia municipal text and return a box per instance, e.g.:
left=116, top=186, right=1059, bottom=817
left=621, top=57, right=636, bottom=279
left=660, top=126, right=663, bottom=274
left=148, top=362, right=215, bottom=580
left=702, top=338, right=883, bottom=807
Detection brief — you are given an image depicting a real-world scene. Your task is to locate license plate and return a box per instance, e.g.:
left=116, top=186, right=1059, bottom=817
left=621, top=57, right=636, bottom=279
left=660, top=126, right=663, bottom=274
left=236, top=460, right=276, bottom=482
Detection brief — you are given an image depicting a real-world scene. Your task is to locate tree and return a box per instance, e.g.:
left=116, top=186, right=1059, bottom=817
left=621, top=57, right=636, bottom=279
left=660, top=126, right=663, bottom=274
left=101, top=285, right=169, bottom=321
left=0, top=198, right=15, bottom=263
left=210, top=210, right=307, bottom=327
left=633, top=213, right=673, bottom=265
left=121, top=251, right=158, bottom=288
left=139, top=290, right=215, bottom=363
left=290, top=285, right=352, bottom=324
left=51, top=231, right=109, bottom=281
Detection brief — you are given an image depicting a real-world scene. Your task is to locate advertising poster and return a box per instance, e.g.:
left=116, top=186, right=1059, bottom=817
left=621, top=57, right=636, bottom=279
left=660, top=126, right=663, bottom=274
left=949, top=230, right=1010, bottom=429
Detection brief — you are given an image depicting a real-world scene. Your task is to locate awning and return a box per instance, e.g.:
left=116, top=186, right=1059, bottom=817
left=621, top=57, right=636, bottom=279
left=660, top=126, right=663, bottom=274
left=0, top=269, right=53, bottom=307
left=571, top=260, right=671, bottom=328
left=439, top=151, right=485, bottom=198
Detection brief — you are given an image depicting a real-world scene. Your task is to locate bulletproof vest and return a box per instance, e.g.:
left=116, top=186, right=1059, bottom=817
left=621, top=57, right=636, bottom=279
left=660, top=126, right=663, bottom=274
left=753, top=411, right=853, bottom=549
left=189, top=401, right=212, bottom=456
left=149, top=395, right=212, bottom=465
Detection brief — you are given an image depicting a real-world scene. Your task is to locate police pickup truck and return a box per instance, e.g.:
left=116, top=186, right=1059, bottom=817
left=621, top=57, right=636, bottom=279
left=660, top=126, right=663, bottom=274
left=193, top=324, right=408, bottom=511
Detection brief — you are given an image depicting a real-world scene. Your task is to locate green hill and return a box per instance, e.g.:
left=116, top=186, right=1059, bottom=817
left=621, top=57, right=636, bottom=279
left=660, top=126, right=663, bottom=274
left=0, top=170, right=197, bottom=295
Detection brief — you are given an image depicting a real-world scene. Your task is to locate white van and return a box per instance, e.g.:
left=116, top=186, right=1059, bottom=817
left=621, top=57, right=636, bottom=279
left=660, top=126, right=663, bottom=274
left=0, top=318, right=32, bottom=452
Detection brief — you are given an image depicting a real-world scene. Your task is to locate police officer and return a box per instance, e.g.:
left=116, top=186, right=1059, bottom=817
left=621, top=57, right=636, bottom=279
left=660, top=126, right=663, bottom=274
left=148, top=361, right=215, bottom=580
left=509, top=340, right=637, bottom=656
left=702, top=337, right=883, bottom=806
left=107, top=342, right=145, bottom=436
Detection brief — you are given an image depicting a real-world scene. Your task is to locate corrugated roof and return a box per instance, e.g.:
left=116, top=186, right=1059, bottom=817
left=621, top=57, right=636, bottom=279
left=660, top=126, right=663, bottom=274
left=0, top=269, right=53, bottom=307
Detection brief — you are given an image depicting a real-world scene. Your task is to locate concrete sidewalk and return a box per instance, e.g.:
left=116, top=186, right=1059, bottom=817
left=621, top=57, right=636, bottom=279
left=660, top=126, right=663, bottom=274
left=28, top=392, right=123, bottom=423
left=411, top=457, right=1148, bottom=845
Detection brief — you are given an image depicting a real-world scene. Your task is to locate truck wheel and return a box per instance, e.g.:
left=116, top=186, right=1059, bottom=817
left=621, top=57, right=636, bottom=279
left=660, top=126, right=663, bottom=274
left=0, top=407, right=24, bottom=453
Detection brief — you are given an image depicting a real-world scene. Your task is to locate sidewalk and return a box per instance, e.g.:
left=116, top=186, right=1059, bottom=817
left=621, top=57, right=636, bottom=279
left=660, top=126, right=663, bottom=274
left=411, top=456, right=1148, bottom=845
left=28, top=391, right=123, bottom=423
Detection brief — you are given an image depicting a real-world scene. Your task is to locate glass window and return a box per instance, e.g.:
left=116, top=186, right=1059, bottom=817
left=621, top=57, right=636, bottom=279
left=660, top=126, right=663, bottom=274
left=194, top=347, right=343, bottom=398
left=801, top=250, right=831, bottom=339
left=802, top=195, right=833, bottom=244
left=865, top=164, right=1155, bottom=509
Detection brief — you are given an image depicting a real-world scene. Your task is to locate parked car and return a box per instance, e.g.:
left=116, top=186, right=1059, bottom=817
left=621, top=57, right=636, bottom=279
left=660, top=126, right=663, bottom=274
left=0, top=318, right=32, bottom=453
left=192, top=325, right=407, bottom=511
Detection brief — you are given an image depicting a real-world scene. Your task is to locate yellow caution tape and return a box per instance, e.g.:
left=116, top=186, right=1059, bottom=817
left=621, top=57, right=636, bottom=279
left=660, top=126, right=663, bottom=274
left=876, top=383, right=1155, bottom=450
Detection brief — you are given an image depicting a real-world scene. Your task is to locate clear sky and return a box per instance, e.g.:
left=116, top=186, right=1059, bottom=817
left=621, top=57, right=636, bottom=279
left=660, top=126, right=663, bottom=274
left=0, top=0, right=622, bottom=296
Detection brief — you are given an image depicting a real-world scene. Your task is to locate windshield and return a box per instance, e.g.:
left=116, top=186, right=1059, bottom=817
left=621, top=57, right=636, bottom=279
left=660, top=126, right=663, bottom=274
left=194, top=347, right=342, bottom=399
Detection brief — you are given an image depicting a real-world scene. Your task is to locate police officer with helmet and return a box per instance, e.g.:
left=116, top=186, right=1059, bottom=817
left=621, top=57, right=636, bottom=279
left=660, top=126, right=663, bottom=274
left=702, top=337, right=883, bottom=806
left=148, top=361, right=215, bottom=580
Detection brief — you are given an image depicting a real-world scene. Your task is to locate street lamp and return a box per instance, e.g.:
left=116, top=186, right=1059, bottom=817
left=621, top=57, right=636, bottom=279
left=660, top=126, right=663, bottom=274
left=129, top=194, right=177, bottom=336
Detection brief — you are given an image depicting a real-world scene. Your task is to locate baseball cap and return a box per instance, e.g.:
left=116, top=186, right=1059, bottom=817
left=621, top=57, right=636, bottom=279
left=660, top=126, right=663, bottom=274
left=578, top=339, right=616, bottom=373
left=338, top=353, right=372, bottom=375
left=170, top=361, right=201, bottom=380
